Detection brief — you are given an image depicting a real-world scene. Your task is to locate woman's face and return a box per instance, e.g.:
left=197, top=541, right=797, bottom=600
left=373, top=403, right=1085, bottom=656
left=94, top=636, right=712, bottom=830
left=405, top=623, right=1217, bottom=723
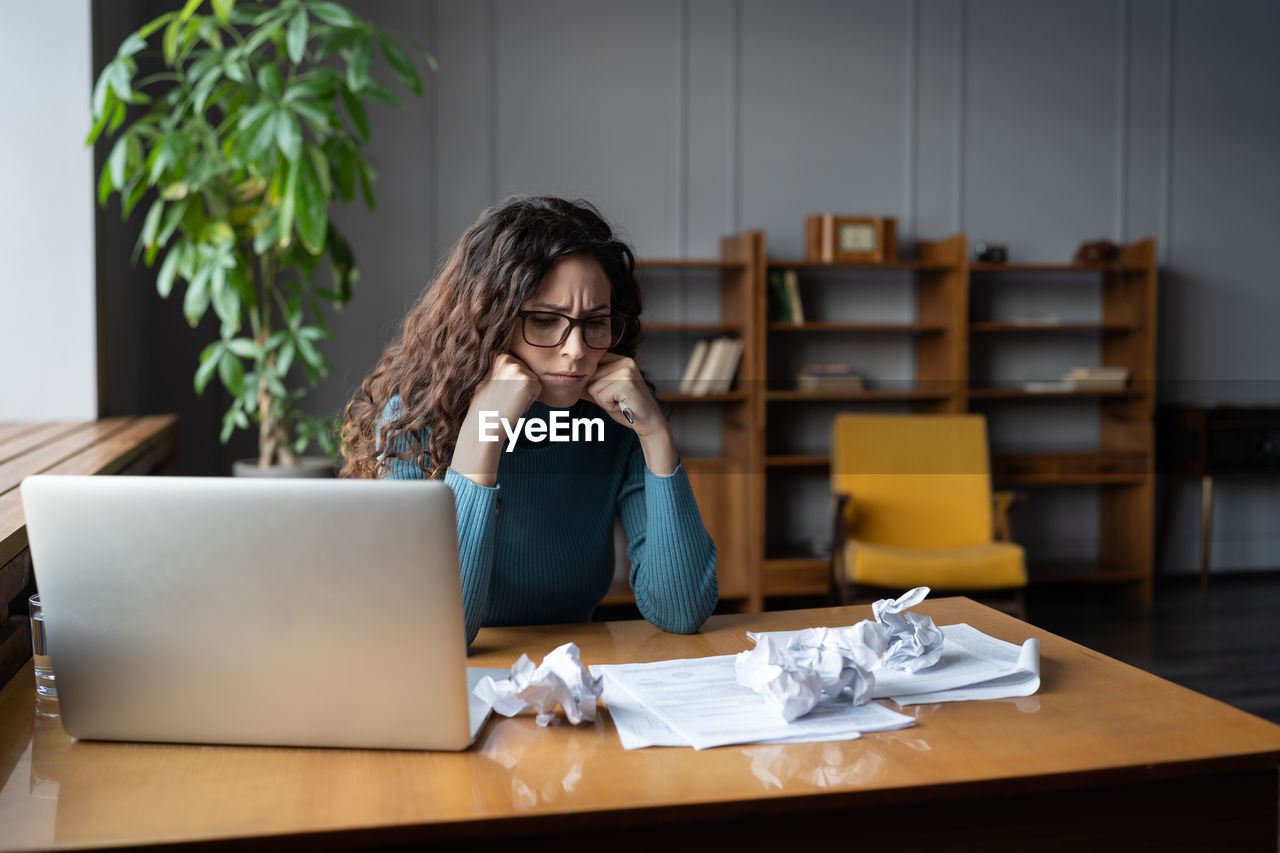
left=508, top=254, right=613, bottom=409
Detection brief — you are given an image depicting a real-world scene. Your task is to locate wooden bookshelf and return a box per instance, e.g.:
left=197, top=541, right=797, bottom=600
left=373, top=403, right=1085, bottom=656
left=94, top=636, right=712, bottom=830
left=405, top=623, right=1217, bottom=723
left=625, top=232, right=1157, bottom=609
left=632, top=236, right=765, bottom=611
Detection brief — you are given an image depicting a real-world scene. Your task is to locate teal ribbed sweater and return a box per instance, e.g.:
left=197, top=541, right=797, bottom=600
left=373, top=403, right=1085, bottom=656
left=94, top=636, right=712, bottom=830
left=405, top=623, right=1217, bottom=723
left=382, top=398, right=718, bottom=644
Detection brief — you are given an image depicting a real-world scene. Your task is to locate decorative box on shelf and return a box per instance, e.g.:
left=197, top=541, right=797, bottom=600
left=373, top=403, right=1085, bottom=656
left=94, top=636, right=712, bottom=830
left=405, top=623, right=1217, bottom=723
left=804, top=215, right=897, bottom=264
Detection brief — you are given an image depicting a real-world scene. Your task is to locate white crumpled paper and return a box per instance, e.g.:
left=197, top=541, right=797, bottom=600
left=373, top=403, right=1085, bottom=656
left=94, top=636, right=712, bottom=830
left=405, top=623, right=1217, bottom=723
left=735, top=620, right=887, bottom=721
left=737, top=586, right=943, bottom=720
left=872, top=586, right=944, bottom=672
left=473, top=642, right=603, bottom=726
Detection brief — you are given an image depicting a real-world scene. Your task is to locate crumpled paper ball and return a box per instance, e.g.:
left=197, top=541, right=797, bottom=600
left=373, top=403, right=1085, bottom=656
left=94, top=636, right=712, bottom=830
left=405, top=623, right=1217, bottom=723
left=474, top=642, right=603, bottom=726
left=872, top=586, right=944, bottom=672
left=735, top=621, right=885, bottom=721
left=734, top=636, right=826, bottom=721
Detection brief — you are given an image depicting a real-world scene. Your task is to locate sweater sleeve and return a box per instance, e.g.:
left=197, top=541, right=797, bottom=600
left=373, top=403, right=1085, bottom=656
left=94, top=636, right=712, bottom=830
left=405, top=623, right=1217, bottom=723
left=617, top=441, right=718, bottom=634
left=377, top=400, right=498, bottom=645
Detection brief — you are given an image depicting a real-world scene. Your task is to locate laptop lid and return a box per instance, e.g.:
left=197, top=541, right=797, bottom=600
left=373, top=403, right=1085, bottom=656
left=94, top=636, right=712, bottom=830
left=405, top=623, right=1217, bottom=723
left=21, top=475, right=479, bottom=751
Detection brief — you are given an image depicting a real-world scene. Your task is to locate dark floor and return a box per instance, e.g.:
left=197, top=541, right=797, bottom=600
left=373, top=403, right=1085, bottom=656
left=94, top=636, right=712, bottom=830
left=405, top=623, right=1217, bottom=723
left=1025, top=571, right=1280, bottom=725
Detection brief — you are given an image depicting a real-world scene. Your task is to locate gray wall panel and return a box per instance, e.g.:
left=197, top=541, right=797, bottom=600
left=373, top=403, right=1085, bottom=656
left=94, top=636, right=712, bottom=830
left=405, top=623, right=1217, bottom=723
left=686, top=0, right=736, bottom=257
left=494, top=0, right=684, bottom=258
left=740, top=0, right=912, bottom=258
left=963, top=0, right=1123, bottom=261
left=436, top=0, right=497, bottom=258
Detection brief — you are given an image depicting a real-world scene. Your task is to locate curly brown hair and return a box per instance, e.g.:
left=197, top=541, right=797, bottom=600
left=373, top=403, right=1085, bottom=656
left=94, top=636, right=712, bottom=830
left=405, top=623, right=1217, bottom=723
left=341, top=196, right=644, bottom=479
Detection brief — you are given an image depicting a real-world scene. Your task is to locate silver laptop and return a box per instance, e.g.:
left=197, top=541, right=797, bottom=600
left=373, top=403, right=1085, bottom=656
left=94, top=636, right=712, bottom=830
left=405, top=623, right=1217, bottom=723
left=21, top=475, right=499, bottom=751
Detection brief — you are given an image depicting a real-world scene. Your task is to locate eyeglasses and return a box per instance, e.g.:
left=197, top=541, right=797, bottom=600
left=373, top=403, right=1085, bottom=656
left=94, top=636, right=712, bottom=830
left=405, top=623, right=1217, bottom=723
left=517, top=310, right=628, bottom=350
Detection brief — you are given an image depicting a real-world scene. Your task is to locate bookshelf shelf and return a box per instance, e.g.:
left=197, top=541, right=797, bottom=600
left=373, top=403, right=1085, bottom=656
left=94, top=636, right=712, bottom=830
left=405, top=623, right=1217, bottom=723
left=968, top=387, right=1141, bottom=400
left=768, top=259, right=955, bottom=272
left=770, top=322, right=948, bottom=333
left=765, top=455, right=830, bottom=469
left=970, top=321, right=1138, bottom=333
left=766, top=389, right=953, bottom=403
left=657, top=391, right=750, bottom=404
left=642, top=322, right=744, bottom=333
left=637, top=258, right=750, bottom=270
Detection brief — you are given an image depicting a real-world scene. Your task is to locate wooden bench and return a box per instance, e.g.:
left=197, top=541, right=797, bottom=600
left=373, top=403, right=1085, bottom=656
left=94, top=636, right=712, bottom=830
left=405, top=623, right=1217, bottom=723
left=0, top=416, right=179, bottom=686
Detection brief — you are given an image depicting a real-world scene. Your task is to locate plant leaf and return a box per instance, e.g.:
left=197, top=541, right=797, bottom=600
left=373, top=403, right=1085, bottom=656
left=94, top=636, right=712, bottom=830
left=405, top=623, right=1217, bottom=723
left=257, top=64, right=283, bottom=99
left=310, top=2, right=360, bottom=28
left=212, top=273, right=242, bottom=330
left=157, top=197, right=189, bottom=246
left=140, top=198, right=165, bottom=261
left=97, top=163, right=114, bottom=206
left=218, top=348, right=246, bottom=396
left=163, top=18, right=181, bottom=66
left=362, top=78, right=401, bottom=107
left=278, top=156, right=299, bottom=248
left=220, top=408, right=238, bottom=443
left=286, top=71, right=337, bottom=102
left=157, top=244, right=182, bottom=297
left=339, top=83, right=368, bottom=139
left=275, top=108, right=302, bottom=161
left=178, top=0, right=203, bottom=23
left=107, top=133, right=131, bottom=189
left=295, top=147, right=328, bottom=253
left=192, top=64, right=223, bottom=113
left=347, top=31, right=373, bottom=92
left=378, top=34, right=420, bottom=95
left=195, top=342, right=223, bottom=395
left=123, top=176, right=148, bottom=218
left=227, top=337, right=260, bottom=358
left=249, top=109, right=279, bottom=158
left=139, top=12, right=176, bottom=39
left=185, top=261, right=214, bottom=325
left=358, top=157, right=376, bottom=210
left=117, top=31, right=147, bottom=59
left=277, top=340, right=296, bottom=376
left=286, top=9, right=309, bottom=64
left=211, top=0, right=235, bottom=24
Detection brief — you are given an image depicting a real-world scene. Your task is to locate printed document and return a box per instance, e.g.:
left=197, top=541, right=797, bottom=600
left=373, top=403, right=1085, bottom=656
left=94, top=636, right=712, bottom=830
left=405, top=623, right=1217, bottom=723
left=592, top=656, right=915, bottom=750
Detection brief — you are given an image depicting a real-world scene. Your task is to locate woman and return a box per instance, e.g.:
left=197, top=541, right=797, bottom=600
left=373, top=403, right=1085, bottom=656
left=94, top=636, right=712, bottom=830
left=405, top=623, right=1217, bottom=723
left=342, top=196, right=717, bottom=645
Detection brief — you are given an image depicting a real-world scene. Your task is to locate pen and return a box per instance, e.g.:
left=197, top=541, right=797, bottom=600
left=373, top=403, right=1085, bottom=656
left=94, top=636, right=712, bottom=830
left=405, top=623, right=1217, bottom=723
left=620, top=403, right=635, bottom=424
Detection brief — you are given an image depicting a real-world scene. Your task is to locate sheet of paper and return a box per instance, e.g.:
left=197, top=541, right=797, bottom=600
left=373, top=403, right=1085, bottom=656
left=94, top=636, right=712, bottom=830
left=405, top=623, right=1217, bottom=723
left=599, top=672, right=869, bottom=749
left=751, top=623, right=1039, bottom=705
left=593, top=655, right=914, bottom=750
left=887, top=626, right=1039, bottom=705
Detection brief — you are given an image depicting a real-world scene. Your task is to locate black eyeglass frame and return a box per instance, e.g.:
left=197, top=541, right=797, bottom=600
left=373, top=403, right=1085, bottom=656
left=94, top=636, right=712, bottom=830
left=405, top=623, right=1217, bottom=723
left=516, top=310, right=629, bottom=350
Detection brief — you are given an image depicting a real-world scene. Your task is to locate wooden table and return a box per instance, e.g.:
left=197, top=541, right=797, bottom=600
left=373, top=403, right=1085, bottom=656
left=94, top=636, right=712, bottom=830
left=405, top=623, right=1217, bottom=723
left=1, top=597, right=1278, bottom=851
left=0, top=418, right=179, bottom=686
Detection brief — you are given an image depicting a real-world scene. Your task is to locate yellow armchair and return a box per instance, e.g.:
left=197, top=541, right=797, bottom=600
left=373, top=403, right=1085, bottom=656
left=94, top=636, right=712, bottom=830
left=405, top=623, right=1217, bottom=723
left=830, top=414, right=1027, bottom=613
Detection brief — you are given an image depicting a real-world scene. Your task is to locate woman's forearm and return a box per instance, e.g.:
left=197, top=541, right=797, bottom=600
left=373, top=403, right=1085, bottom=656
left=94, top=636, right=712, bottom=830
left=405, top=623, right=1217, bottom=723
left=450, top=410, right=503, bottom=487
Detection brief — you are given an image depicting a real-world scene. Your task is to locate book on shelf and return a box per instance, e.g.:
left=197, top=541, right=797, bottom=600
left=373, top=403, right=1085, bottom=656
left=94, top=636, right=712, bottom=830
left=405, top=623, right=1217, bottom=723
left=1062, top=366, right=1130, bottom=391
left=795, top=362, right=865, bottom=393
left=679, top=337, right=743, bottom=395
left=678, top=339, right=712, bottom=394
left=783, top=269, right=805, bottom=324
left=768, top=269, right=804, bottom=324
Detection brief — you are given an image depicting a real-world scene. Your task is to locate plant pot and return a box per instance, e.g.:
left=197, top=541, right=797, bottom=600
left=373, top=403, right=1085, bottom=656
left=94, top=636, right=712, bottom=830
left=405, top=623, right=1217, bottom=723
left=231, top=457, right=336, bottom=478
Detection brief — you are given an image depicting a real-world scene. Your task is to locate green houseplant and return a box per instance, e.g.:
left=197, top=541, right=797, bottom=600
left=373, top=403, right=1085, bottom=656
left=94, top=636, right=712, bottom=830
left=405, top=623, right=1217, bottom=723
left=90, top=0, right=432, bottom=470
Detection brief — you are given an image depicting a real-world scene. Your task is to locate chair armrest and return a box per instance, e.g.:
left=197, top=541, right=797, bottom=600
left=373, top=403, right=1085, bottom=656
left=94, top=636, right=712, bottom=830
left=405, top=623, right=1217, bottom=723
left=830, top=492, right=853, bottom=601
left=992, top=490, right=1021, bottom=541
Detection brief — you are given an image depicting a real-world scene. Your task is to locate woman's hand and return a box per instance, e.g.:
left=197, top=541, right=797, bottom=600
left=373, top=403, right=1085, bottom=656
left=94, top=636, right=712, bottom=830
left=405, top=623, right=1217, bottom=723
left=581, top=354, right=658, bottom=432
left=469, top=353, right=542, bottom=424
left=582, top=354, right=678, bottom=476
left=452, top=354, right=541, bottom=487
